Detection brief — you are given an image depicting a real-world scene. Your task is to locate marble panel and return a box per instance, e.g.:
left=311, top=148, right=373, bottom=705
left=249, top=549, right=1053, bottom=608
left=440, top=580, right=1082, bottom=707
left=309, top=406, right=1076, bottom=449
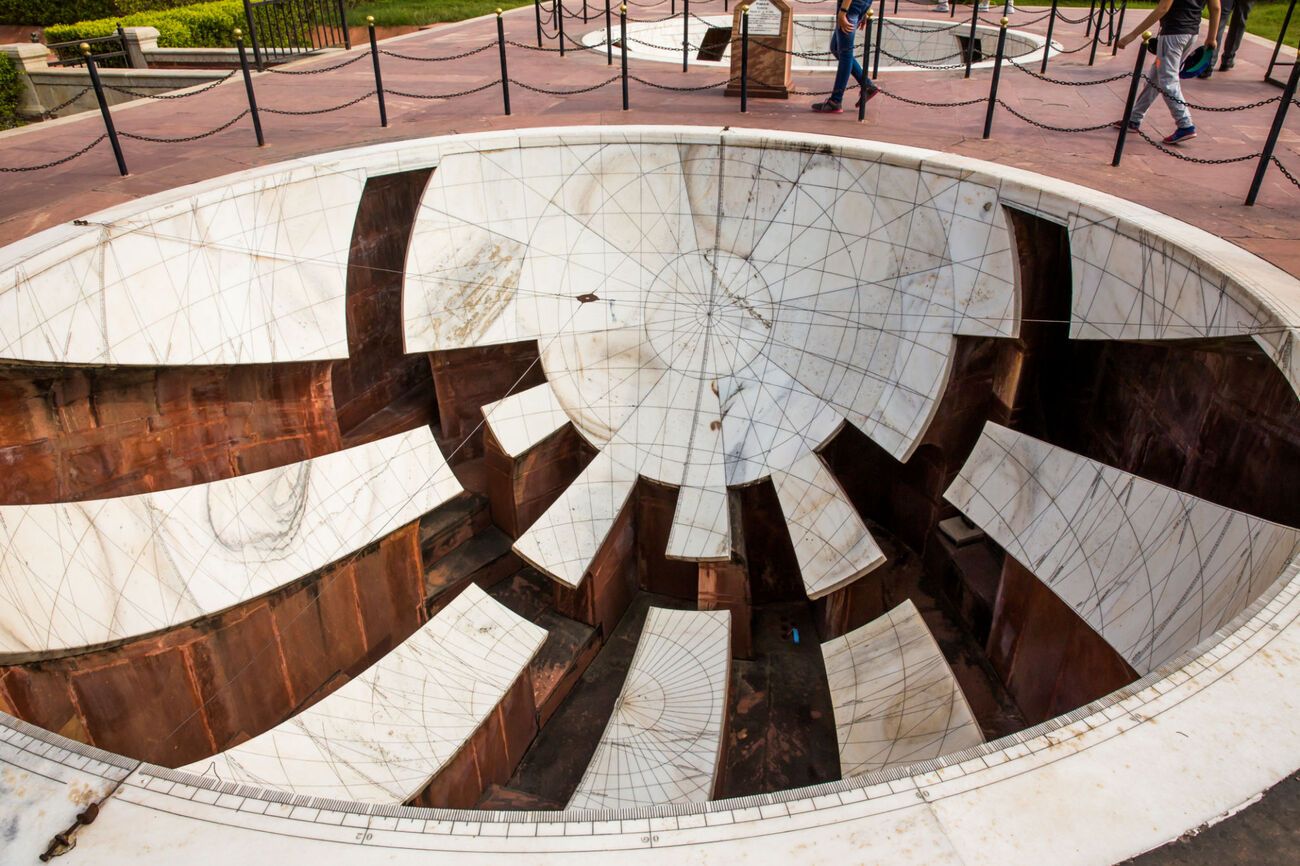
left=482, top=383, right=574, bottom=459
left=180, top=584, right=547, bottom=803
left=568, top=607, right=731, bottom=810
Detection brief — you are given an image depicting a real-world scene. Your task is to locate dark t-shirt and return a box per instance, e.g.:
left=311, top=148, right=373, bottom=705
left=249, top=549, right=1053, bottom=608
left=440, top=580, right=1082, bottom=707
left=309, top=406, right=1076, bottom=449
left=1161, top=0, right=1207, bottom=35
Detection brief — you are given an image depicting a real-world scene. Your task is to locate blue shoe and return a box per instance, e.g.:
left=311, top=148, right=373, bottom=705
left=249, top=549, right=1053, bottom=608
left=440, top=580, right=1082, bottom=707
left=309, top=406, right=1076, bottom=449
left=811, top=99, right=844, bottom=114
left=1163, top=126, right=1197, bottom=145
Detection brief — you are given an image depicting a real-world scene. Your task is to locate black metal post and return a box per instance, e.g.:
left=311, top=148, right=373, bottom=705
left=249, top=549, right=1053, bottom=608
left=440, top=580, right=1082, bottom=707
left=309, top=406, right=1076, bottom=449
left=365, top=18, right=387, bottom=128
left=1041, top=0, right=1059, bottom=72
left=241, top=0, right=265, bottom=71
left=335, top=0, right=351, bottom=49
left=965, top=0, right=979, bottom=78
left=1111, top=0, right=1128, bottom=56
left=1087, top=0, right=1105, bottom=65
left=584, top=0, right=589, bottom=23
left=621, top=4, right=629, bottom=110
left=558, top=0, right=566, bottom=56
left=859, top=9, right=872, bottom=122
left=117, top=24, right=133, bottom=69
left=983, top=17, right=1008, bottom=138
left=873, top=0, right=885, bottom=78
left=1246, top=58, right=1300, bottom=205
left=740, top=6, right=749, bottom=113
left=497, top=10, right=512, bottom=116
left=606, top=0, right=613, bottom=64
left=535, top=0, right=544, bottom=47
left=82, top=46, right=127, bottom=176
left=1085, top=0, right=1097, bottom=35
left=683, top=0, right=690, bottom=71
left=234, top=29, right=264, bottom=145
left=951, top=0, right=957, bottom=18
left=1112, top=32, right=1149, bottom=166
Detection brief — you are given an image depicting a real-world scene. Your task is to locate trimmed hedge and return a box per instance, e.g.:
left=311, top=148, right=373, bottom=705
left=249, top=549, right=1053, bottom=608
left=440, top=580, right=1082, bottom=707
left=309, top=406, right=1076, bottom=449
left=44, top=1, right=247, bottom=50
left=0, top=0, right=201, bottom=26
left=0, top=52, right=21, bottom=130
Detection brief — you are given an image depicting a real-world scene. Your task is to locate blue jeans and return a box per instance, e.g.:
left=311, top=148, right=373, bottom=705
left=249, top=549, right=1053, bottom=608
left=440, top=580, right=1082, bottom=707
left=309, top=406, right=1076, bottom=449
left=830, top=8, right=875, bottom=104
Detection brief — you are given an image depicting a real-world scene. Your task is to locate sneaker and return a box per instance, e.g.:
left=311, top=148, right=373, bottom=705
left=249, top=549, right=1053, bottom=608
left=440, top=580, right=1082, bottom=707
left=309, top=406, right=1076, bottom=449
left=811, top=99, right=844, bottom=113
left=977, top=1, right=990, bottom=9
left=857, top=86, right=880, bottom=108
left=1111, top=119, right=1140, bottom=131
left=935, top=1, right=950, bottom=9
left=1163, top=126, right=1197, bottom=145
left=1219, top=59, right=1234, bottom=71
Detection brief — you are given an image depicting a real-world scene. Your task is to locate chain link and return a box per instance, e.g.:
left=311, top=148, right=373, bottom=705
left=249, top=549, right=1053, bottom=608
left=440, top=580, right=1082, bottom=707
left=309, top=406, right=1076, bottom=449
left=379, top=42, right=496, bottom=62
left=511, top=75, right=621, bottom=94
left=38, top=86, right=92, bottom=118
left=1272, top=156, right=1300, bottom=190
left=631, top=74, right=735, bottom=90
left=1139, top=74, right=1283, bottom=112
left=996, top=99, right=1115, bottom=131
left=1007, top=57, right=1130, bottom=85
left=388, top=80, right=501, bottom=99
left=102, top=71, right=236, bottom=100
left=120, top=110, right=250, bottom=143
left=878, top=47, right=968, bottom=69
left=0, top=135, right=107, bottom=172
left=264, top=52, right=369, bottom=74
left=262, top=90, right=376, bottom=115
left=1135, top=128, right=1261, bottom=163
left=508, top=38, right=570, bottom=52
left=879, top=87, right=985, bottom=107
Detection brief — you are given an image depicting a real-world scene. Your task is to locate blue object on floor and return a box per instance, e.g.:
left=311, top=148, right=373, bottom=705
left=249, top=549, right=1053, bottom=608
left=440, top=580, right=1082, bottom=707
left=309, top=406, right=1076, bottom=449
left=792, top=627, right=801, bottom=645
left=1180, top=44, right=1212, bottom=79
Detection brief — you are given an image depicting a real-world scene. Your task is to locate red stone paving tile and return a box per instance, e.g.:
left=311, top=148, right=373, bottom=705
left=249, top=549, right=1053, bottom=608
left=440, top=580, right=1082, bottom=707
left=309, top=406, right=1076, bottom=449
left=0, top=2, right=1296, bottom=277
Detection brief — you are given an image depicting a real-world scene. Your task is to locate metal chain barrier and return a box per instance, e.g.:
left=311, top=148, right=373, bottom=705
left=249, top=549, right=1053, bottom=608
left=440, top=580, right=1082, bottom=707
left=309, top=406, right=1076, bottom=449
left=508, top=38, right=570, bottom=51
left=1135, top=128, right=1262, bottom=164
left=631, top=74, right=736, bottom=90
left=38, top=86, right=93, bottom=118
left=997, top=98, right=1115, bottom=131
left=1007, top=57, right=1130, bottom=85
left=379, top=42, right=496, bottom=62
left=511, top=74, right=621, bottom=94
left=387, top=80, right=501, bottom=99
left=1273, top=157, right=1300, bottom=190
left=879, top=47, right=969, bottom=69
left=263, top=52, right=370, bottom=74
left=1139, top=74, right=1283, bottom=112
left=119, top=110, right=251, bottom=143
left=262, top=90, right=376, bottom=115
left=0, top=134, right=107, bottom=172
left=102, top=71, right=236, bottom=99
left=878, top=87, right=986, bottom=107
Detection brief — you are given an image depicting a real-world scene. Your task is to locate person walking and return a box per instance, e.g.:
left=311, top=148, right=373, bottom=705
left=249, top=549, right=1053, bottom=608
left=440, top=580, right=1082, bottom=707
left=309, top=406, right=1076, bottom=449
left=1115, top=0, right=1221, bottom=145
left=1202, top=0, right=1252, bottom=74
left=810, top=0, right=880, bottom=114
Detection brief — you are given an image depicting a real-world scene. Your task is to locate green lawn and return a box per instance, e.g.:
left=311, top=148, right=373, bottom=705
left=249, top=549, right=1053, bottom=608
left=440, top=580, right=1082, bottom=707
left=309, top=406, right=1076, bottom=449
left=347, top=0, right=533, bottom=27
left=1012, top=0, right=1297, bottom=49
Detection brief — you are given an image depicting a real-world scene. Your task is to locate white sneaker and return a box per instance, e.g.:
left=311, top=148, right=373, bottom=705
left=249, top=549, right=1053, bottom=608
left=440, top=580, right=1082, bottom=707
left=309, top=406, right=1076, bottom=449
left=977, top=1, right=990, bottom=10
left=936, top=1, right=950, bottom=10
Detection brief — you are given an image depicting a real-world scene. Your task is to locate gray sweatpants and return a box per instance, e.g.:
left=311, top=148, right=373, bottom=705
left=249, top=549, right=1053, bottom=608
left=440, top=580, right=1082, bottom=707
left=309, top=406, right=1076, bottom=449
left=1129, top=32, right=1197, bottom=130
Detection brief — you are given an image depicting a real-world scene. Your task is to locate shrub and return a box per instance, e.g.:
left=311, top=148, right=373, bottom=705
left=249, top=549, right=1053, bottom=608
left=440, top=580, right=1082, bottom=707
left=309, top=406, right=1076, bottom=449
left=0, top=52, right=21, bottom=130
left=44, top=1, right=246, bottom=50
left=0, top=1, right=119, bottom=26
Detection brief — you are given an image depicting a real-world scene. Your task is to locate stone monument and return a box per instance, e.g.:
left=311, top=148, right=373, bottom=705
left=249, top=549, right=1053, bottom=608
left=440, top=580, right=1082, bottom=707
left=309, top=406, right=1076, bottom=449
left=724, top=0, right=794, bottom=100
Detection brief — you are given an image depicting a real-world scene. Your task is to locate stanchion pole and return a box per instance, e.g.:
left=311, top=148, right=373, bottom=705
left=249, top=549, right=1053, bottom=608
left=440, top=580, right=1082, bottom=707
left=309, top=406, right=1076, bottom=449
left=951, top=0, right=958, bottom=18
left=621, top=4, right=629, bottom=110
left=558, top=0, right=566, bottom=56
left=740, top=4, right=749, bottom=113
left=982, top=17, right=1008, bottom=138
left=535, top=0, right=544, bottom=47
left=873, top=0, right=885, bottom=78
left=497, top=9, right=512, bottom=115
left=1246, top=58, right=1300, bottom=205
left=584, top=0, right=589, bottom=23
left=1112, top=0, right=1128, bottom=56
left=606, top=0, right=613, bottom=64
left=859, top=10, right=873, bottom=122
left=1087, top=0, right=1105, bottom=65
left=1112, top=31, right=1150, bottom=166
left=683, top=0, right=690, bottom=71
left=82, top=44, right=128, bottom=176
left=1085, top=0, right=1097, bottom=35
left=366, top=17, right=388, bottom=128
left=965, top=0, right=979, bottom=78
left=1041, top=0, right=1059, bottom=72
left=234, top=28, right=265, bottom=145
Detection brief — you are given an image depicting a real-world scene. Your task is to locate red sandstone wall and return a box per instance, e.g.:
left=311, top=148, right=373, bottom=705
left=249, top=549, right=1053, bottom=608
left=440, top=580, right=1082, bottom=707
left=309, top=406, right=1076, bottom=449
left=0, top=522, right=425, bottom=768
left=429, top=342, right=548, bottom=461
left=0, top=362, right=341, bottom=505
left=635, top=480, right=702, bottom=600
left=331, top=169, right=437, bottom=445
left=483, top=424, right=596, bottom=537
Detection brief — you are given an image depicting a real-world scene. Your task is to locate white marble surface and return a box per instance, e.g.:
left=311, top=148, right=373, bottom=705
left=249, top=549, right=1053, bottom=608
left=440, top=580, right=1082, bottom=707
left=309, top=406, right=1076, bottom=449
left=0, top=427, right=462, bottom=658
left=945, top=423, right=1300, bottom=674
left=568, top=607, right=731, bottom=811
left=482, top=383, right=574, bottom=458
left=822, top=599, right=984, bottom=777
left=180, top=584, right=546, bottom=803
left=0, top=163, right=363, bottom=365
left=406, top=132, right=1019, bottom=587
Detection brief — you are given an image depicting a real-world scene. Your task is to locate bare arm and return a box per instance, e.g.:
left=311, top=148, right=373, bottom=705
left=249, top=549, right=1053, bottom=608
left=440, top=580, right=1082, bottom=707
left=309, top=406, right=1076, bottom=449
left=1118, top=0, right=1174, bottom=49
left=1204, top=0, right=1221, bottom=48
